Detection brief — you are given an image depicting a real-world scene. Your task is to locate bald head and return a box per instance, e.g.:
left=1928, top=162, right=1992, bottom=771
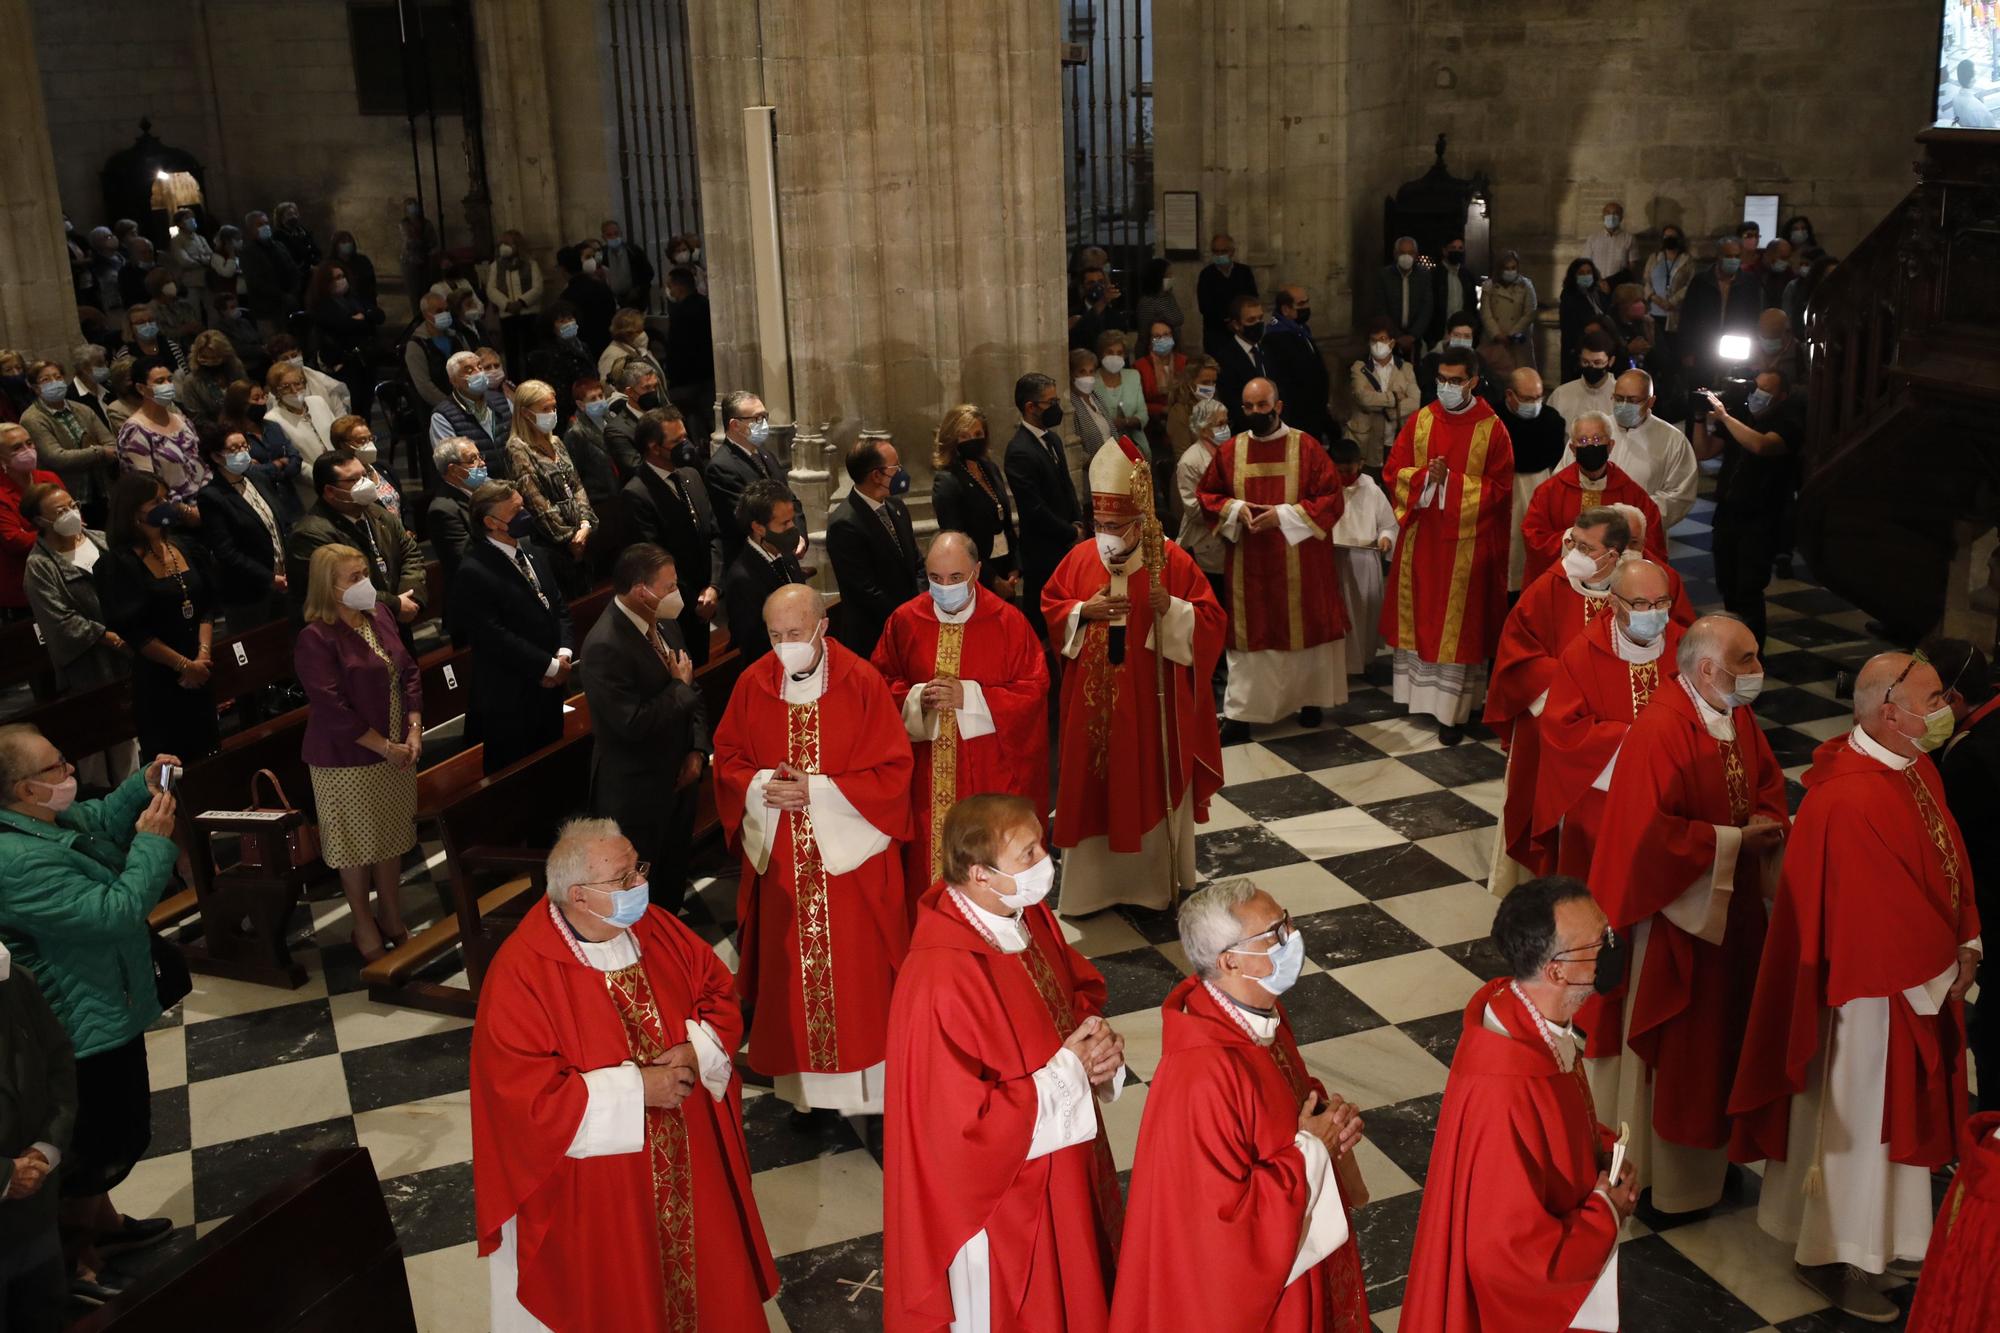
left=1854, top=652, right=1946, bottom=758
left=926, top=530, right=980, bottom=583
left=1613, top=368, right=1653, bottom=401
left=1677, top=614, right=1760, bottom=709
left=764, top=584, right=826, bottom=636
left=1510, top=368, right=1543, bottom=398
left=1611, top=557, right=1670, bottom=602
left=1758, top=308, right=1791, bottom=339
left=1241, top=377, right=1281, bottom=427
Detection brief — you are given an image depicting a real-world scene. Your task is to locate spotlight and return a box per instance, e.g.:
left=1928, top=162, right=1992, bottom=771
left=1716, top=334, right=1751, bottom=362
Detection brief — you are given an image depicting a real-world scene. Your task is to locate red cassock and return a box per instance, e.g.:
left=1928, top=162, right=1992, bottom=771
left=1532, top=614, right=1686, bottom=887
left=1193, top=428, right=1349, bottom=653
left=1111, top=978, right=1369, bottom=1333
left=883, top=883, right=1123, bottom=1333
left=1379, top=399, right=1515, bottom=666
left=1728, top=736, right=1981, bottom=1170
left=1401, top=979, right=1618, bottom=1333
left=1042, top=538, right=1226, bottom=850
left=1906, top=1111, right=2000, bottom=1333
left=471, top=904, right=778, bottom=1333
left=1517, top=462, right=1670, bottom=587
left=712, top=641, right=915, bottom=1079
left=1585, top=682, right=1788, bottom=1116
left=871, top=589, right=1050, bottom=906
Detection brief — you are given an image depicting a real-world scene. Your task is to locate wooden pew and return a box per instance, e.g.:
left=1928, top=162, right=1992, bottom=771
left=0, top=617, right=55, bottom=703
left=205, top=616, right=299, bottom=706
left=70, top=1148, right=417, bottom=1333
left=17, top=675, right=136, bottom=763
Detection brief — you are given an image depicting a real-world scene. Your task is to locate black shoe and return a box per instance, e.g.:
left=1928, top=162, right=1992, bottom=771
left=1437, top=725, right=1465, bottom=747
left=1297, top=706, right=1322, bottom=728
left=1219, top=720, right=1252, bottom=745
left=98, top=1215, right=173, bottom=1252
left=787, top=1107, right=842, bottom=1134
left=70, top=1276, right=125, bottom=1307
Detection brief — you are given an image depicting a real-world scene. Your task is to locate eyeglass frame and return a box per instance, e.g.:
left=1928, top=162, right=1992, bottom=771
left=572, top=860, right=650, bottom=893
left=1224, top=910, right=1294, bottom=955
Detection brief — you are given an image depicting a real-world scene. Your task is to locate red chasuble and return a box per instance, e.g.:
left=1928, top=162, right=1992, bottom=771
left=1584, top=682, right=1788, bottom=1125
left=1532, top=615, right=1686, bottom=887
left=1111, top=978, right=1368, bottom=1333
left=1401, top=979, right=1618, bottom=1333
left=1728, top=736, right=1980, bottom=1170
left=883, top=883, right=1122, bottom=1333
left=471, top=905, right=778, bottom=1333
left=1042, top=537, right=1226, bottom=851
left=1517, top=462, right=1670, bottom=587
left=1193, top=427, right=1350, bottom=653
left=1906, top=1111, right=2000, bottom=1333
left=1379, top=399, right=1515, bottom=667
left=871, top=589, right=1050, bottom=906
left=712, top=641, right=914, bottom=1078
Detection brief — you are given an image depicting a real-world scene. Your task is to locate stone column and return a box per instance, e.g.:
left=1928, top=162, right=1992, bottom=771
left=685, top=0, right=1070, bottom=554
left=0, top=0, right=81, bottom=360
left=473, top=1, right=565, bottom=262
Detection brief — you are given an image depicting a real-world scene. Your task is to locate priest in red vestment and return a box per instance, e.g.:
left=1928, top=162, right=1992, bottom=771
left=1483, top=506, right=1639, bottom=895
left=1518, top=412, right=1669, bottom=586
left=1380, top=346, right=1514, bottom=743
left=1533, top=559, right=1686, bottom=888
left=1729, top=652, right=1983, bottom=1322
left=872, top=531, right=1049, bottom=911
left=884, top=794, right=1128, bottom=1333
left=1044, top=438, right=1225, bottom=915
left=1906, top=1111, right=2000, bottom=1333
left=713, top=583, right=915, bottom=1115
left=1402, top=876, right=1636, bottom=1332
left=472, top=818, right=778, bottom=1333
left=1112, top=879, right=1370, bottom=1333
left=1195, top=377, right=1349, bottom=743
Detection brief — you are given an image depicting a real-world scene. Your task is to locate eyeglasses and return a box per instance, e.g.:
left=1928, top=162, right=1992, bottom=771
left=1611, top=394, right=1648, bottom=406
left=1552, top=927, right=1617, bottom=962
left=576, top=861, right=649, bottom=892
left=1615, top=593, right=1675, bottom=613
left=1573, top=435, right=1611, bottom=448
left=733, top=413, right=769, bottom=425
left=1228, top=911, right=1293, bottom=951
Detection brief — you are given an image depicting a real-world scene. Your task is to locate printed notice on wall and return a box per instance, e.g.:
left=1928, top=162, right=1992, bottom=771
left=1163, top=192, right=1200, bottom=258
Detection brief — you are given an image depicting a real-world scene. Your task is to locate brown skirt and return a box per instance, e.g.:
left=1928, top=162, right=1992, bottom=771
left=308, top=761, right=418, bottom=869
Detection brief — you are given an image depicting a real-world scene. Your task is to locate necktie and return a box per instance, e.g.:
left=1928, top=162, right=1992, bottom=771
left=514, top=546, right=550, bottom=608
left=876, top=502, right=903, bottom=555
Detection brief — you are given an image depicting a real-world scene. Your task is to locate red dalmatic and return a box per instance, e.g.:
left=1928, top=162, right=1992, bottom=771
left=871, top=588, right=1050, bottom=908
left=1194, top=428, right=1349, bottom=653
left=1729, top=737, right=1981, bottom=1169
left=1379, top=399, right=1515, bottom=666
left=470, top=906, right=778, bottom=1333
left=1111, top=978, right=1368, bottom=1333
left=1907, top=1111, right=2000, bottom=1332
left=1518, top=461, right=1670, bottom=586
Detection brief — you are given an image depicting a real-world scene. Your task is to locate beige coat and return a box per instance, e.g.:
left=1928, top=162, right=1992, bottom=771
left=1480, top=276, right=1538, bottom=340
left=1345, top=358, right=1419, bottom=466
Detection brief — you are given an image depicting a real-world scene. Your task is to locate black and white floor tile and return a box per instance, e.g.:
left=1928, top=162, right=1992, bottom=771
left=111, top=491, right=1929, bottom=1330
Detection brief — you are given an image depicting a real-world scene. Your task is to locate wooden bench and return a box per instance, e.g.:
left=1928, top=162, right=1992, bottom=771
left=17, top=676, right=136, bottom=764
left=70, top=1147, right=417, bottom=1333
left=0, top=616, right=55, bottom=702
left=206, top=616, right=300, bottom=707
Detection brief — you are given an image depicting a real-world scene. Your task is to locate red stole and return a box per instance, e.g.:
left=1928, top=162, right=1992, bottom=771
left=1111, top=978, right=1368, bottom=1333
left=1193, top=427, right=1350, bottom=653
left=711, top=641, right=914, bottom=1077
left=1730, top=738, right=1981, bottom=1169
left=469, top=906, right=777, bottom=1333
left=870, top=590, right=1051, bottom=907
left=1400, top=980, right=1617, bottom=1333
left=1906, top=1111, right=2000, bottom=1332
left=883, top=883, right=1121, bottom=1332
left=1042, top=537, right=1225, bottom=850
left=1379, top=400, right=1516, bottom=665
left=1517, top=462, right=1671, bottom=587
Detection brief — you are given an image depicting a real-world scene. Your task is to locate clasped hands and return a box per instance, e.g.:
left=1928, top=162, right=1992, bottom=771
left=920, top=676, right=965, bottom=712
left=1240, top=502, right=1285, bottom=534
left=763, top=762, right=811, bottom=811
left=3, top=1148, right=50, bottom=1201
left=1298, top=1091, right=1365, bottom=1160
left=1060, top=1014, right=1125, bottom=1093
left=640, top=1042, right=700, bottom=1111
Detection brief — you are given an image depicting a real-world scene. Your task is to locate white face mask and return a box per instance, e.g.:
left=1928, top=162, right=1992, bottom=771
left=772, top=629, right=821, bottom=678
left=340, top=579, right=378, bottom=611
left=533, top=410, right=557, bottom=434
left=0, top=937, right=9, bottom=981
left=346, top=477, right=380, bottom=507
left=1561, top=545, right=1604, bottom=582
left=1095, top=531, right=1133, bottom=568
left=984, top=855, right=1055, bottom=911
left=658, top=587, right=685, bottom=620
left=1369, top=340, right=1393, bottom=360
left=51, top=509, right=85, bottom=538
left=1073, top=375, right=1096, bottom=395
left=1100, top=354, right=1125, bottom=374
left=354, top=442, right=378, bottom=464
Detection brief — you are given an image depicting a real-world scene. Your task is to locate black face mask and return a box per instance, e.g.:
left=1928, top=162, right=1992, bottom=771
left=248, top=404, right=267, bottom=423
left=636, top=391, right=662, bottom=411
left=1038, top=402, right=1064, bottom=429
left=957, top=436, right=988, bottom=460
left=1085, top=283, right=1106, bottom=303
left=1445, top=250, right=1464, bottom=266
left=1243, top=410, right=1278, bottom=436
left=1587, top=933, right=1626, bottom=995
left=1294, top=308, right=1312, bottom=326
left=1573, top=444, right=1610, bottom=473
left=1662, top=237, right=1683, bottom=253
left=1579, top=364, right=1608, bottom=386
left=671, top=440, right=703, bottom=470
left=1238, top=323, right=1265, bottom=346
left=762, top=525, right=796, bottom=553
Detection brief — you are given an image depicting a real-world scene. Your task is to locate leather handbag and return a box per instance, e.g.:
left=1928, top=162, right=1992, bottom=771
left=246, top=768, right=320, bottom=869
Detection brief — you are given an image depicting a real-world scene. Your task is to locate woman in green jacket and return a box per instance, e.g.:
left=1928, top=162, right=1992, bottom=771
left=0, top=723, right=180, bottom=1304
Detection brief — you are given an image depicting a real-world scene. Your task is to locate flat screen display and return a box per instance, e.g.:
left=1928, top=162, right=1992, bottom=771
left=1938, top=2, right=2000, bottom=128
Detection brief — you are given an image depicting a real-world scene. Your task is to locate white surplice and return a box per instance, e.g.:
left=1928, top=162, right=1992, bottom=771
left=1331, top=474, right=1398, bottom=672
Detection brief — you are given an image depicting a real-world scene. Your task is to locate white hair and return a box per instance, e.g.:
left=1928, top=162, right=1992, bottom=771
left=543, top=816, right=627, bottom=902
left=432, top=435, right=477, bottom=473
left=1190, top=398, right=1230, bottom=434
left=1179, top=878, right=1259, bottom=979
left=446, top=350, right=482, bottom=379
left=1607, top=501, right=1647, bottom=543
left=1570, top=410, right=1614, bottom=438
left=1676, top=612, right=1745, bottom=679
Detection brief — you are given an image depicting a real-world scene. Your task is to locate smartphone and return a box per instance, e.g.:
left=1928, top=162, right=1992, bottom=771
left=157, top=762, right=181, bottom=793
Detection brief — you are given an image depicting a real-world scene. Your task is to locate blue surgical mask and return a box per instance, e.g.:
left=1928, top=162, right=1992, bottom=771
left=1211, top=254, right=1232, bottom=270
left=1151, top=336, right=1174, bottom=356
left=1746, top=388, right=1774, bottom=415
left=1229, top=929, right=1305, bottom=997
left=223, top=450, right=253, bottom=476
left=929, top=578, right=973, bottom=613
left=1612, top=401, right=1644, bottom=430
left=1447, top=335, right=1472, bottom=349
left=433, top=311, right=455, bottom=332
left=582, top=398, right=610, bottom=423
left=255, top=224, right=272, bottom=241
left=585, top=880, right=650, bottom=929
left=1623, top=607, right=1669, bottom=643
left=747, top=419, right=771, bottom=447
left=38, top=380, right=67, bottom=404
left=1758, top=336, right=1785, bottom=354
left=464, top=371, right=490, bottom=396
left=1193, top=384, right=1216, bottom=400
left=1720, top=257, right=1742, bottom=276
left=136, top=321, right=159, bottom=340
left=1435, top=381, right=1469, bottom=412
left=556, top=321, right=578, bottom=341
left=463, top=464, right=490, bottom=489
left=1514, top=400, right=1543, bottom=420
left=1576, top=273, right=1596, bottom=289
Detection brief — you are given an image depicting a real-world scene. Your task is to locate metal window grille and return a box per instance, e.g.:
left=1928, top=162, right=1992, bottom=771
left=607, top=0, right=704, bottom=310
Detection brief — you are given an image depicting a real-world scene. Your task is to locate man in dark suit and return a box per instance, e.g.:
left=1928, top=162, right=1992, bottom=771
left=578, top=542, right=708, bottom=912
left=1195, top=232, right=1259, bottom=357
left=1429, top=239, right=1483, bottom=345
left=720, top=479, right=804, bottom=666
left=1214, top=293, right=1271, bottom=435
left=1002, top=371, right=1084, bottom=641
left=425, top=435, right=486, bottom=586
left=285, top=450, right=427, bottom=629
left=705, top=388, right=788, bottom=566
left=1263, top=284, right=1335, bottom=447
left=448, top=480, right=576, bottom=774
left=601, top=359, right=658, bottom=479
left=824, top=438, right=921, bottom=659
left=620, top=408, right=723, bottom=665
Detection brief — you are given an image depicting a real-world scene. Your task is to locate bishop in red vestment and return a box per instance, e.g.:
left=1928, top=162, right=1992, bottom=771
left=1483, top=507, right=1641, bottom=894
left=1379, top=349, right=1514, bottom=737
left=884, top=795, right=1128, bottom=1333
left=1519, top=438, right=1669, bottom=587
left=1112, top=880, right=1370, bottom=1333
left=1195, top=377, right=1349, bottom=735
left=1402, top=878, right=1635, bottom=1332
left=872, top=531, right=1049, bottom=910
left=1044, top=438, right=1225, bottom=915
left=1906, top=1111, right=2000, bottom=1333
left=713, top=584, right=915, bottom=1113
left=1730, top=654, right=1982, bottom=1317
left=1585, top=614, right=1789, bottom=1216
left=472, top=820, right=778, bottom=1333
left=1532, top=559, right=1686, bottom=888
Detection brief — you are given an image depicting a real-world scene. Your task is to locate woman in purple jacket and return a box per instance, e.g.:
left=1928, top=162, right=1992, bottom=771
left=296, top=544, right=422, bottom=962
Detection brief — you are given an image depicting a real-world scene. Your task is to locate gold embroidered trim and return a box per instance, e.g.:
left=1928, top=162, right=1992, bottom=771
left=604, top=962, right=697, bottom=1330
left=1718, top=735, right=1751, bottom=825
left=787, top=701, right=840, bottom=1071
left=1904, top=766, right=1965, bottom=911
left=1437, top=417, right=1496, bottom=663
left=1081, top=623, right=1114, bottom=779
left=1393, top=412, right=1432, bottom=649
left=927, top=623, right=965, bottom=882
left=1628, top=658, right=1660, bottom=718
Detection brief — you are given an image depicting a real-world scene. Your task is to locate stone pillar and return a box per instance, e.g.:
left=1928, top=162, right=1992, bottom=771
left=473, top=1, right=566, bottom=263
left=685, top=0, right=1070, bottom=554
left=0, top=0, right=81, bottom=360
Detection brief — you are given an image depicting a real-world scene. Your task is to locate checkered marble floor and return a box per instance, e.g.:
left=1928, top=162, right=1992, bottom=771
left=112, top=490, right=1933, bottom=1331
